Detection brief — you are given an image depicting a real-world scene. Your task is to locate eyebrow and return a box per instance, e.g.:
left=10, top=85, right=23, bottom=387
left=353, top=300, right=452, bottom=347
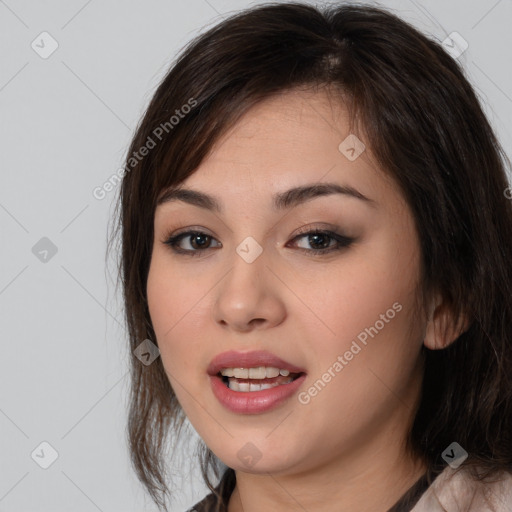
left=157, top=182, right=376, bottom=212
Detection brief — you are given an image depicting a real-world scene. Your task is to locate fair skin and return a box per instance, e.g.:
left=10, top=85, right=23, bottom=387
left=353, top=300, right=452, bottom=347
left=147, top=88, right=459, bottom=511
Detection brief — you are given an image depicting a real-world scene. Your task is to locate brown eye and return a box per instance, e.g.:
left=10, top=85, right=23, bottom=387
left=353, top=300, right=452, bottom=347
left=288, top=230, right=354, bottom=255
left=163, top=231, right=221, bottom=256
left=296, top=232, right=333, bottom=250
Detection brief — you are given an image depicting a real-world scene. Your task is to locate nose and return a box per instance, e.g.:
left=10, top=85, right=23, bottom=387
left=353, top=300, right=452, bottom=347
left=211, top=245, right=287, bottom=333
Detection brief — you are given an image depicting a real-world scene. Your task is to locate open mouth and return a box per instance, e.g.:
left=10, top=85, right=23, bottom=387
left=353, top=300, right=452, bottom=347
left=219, top=370, right=304, bottom=392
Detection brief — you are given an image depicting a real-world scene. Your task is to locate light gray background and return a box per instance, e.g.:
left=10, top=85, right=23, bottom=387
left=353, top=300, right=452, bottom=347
left=1, top=0, right=511, bottom=511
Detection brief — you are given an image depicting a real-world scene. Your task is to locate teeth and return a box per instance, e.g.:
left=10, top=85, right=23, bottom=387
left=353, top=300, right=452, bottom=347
left=233, top=368, right=248, bottom=378
left=249, top=367, right=266, bottom=379
left=220, top=366, right=292, bottom=378
left=270, top=368, right=281, bottom=377
left=228, top=377, right=294, bottom=392
left=238, top=381, right=250, bottom=392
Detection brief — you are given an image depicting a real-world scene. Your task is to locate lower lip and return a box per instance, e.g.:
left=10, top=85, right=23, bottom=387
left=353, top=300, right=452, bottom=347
left=210, top=374, right=307, bottom=414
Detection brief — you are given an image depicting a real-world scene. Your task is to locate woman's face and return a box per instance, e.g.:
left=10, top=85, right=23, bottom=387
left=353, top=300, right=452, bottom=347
left=147, top=89, right=426, bottom=476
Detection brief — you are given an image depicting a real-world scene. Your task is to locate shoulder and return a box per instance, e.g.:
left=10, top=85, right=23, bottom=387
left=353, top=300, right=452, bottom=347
left=412, top=465, right=512, bottom=512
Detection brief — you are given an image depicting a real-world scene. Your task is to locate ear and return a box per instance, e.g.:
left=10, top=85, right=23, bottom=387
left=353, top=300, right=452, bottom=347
left=423, top=294, right=470, bottom=350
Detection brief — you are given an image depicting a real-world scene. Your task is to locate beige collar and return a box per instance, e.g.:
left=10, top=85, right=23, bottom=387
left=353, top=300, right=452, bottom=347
left=412, top=466, right=512, bottom=511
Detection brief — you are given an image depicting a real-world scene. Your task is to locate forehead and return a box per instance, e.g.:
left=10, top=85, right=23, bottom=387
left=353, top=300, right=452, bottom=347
left=201, top=88, right=352, bottom=166
left=159, top=88, right=401, bottom=213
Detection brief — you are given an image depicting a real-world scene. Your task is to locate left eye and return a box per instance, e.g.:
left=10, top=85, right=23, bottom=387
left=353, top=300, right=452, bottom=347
left=292, top=231, right=340, bottom=251
left=287, top=230, right=354, bottom=254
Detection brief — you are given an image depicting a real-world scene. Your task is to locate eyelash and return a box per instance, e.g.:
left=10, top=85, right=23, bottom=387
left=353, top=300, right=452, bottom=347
left=162, top=227, right=354, bottom=257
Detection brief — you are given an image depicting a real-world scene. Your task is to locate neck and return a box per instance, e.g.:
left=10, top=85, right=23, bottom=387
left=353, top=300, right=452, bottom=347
left=228, top=447, right=427, bottom=512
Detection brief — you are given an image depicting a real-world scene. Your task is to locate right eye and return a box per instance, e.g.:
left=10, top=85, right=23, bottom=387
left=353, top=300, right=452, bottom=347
left=163, top=230, right=222, bottom=256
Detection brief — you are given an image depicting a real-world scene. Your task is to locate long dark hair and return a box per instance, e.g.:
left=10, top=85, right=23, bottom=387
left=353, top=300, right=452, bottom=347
left=112, top=2, right=512, bottom=510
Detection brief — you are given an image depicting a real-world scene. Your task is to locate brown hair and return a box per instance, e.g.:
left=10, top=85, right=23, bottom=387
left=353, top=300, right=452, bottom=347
left=111, top=2, right=512, bottom=510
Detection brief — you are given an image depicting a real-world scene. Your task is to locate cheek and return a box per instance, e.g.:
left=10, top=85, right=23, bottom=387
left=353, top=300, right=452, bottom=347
left=147, top=258, right=197, bottom=375
left=310, top=241, right=419, bottom=343
left=299, top=234, right=423, bottom=402
left=147, top=258, right=223, bottom=433
left=292, top=254, right=422, bottom=462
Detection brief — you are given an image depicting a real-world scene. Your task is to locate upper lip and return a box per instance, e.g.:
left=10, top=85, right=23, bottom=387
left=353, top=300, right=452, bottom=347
left=207, top=350, right=306, bottom=376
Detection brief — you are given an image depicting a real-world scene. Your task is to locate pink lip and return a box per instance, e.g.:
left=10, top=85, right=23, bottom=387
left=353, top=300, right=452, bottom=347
left=210, top=373, right=307, bottom=414
left=207, top=350, right=307, bottom=414
left=207, top=350, right=306, bottom=376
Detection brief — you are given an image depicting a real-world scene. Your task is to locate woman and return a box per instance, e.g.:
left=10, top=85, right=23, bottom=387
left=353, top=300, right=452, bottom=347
left=114, top=2, right=512, bottom=511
